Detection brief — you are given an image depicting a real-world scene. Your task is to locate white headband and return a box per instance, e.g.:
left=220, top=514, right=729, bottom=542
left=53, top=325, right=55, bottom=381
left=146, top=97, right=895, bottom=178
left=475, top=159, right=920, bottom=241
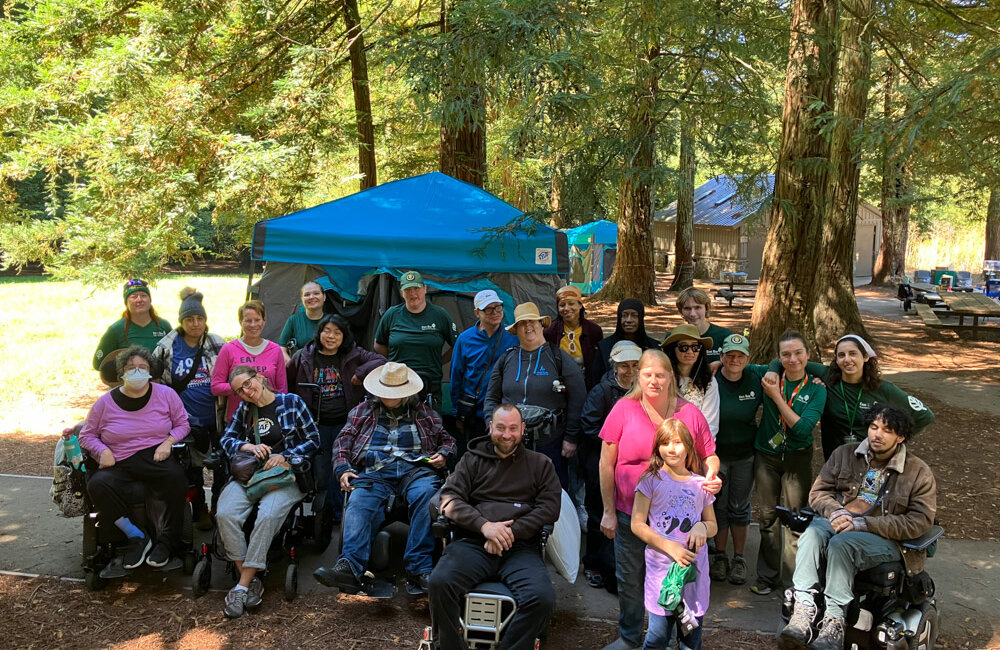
left=836, top=334, right=876, bottom=359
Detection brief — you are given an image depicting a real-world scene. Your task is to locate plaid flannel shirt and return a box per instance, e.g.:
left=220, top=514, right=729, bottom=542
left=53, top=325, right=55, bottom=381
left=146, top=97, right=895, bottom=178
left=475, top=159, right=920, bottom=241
left=221, top=393, right=320, bottom=460
left=334, top=398, right=456, bottom=477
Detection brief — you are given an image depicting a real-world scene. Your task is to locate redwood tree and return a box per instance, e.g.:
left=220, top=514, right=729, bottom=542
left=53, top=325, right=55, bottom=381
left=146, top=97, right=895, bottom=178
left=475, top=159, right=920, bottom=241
left=872, top=68, right=911, bottom=285
left=812, top=0, right=873, bottom=347
left=986, top=188, right=1000, bottom=262
left=344, top=0, right=377, bottom=190
left=749, top=0, right=840, bottom=360
left=669, top=114, right=697, bottom=292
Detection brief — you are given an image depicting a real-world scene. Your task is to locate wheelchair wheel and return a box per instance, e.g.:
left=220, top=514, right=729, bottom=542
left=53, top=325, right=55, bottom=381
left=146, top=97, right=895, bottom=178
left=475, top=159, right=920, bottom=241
left=84, top=570, right=107, bottom=592
left=911, top=601, right=939, bottom=650
left=192, top=556, right=212, bottom=598
left=284, top=564, right=298, bottom=601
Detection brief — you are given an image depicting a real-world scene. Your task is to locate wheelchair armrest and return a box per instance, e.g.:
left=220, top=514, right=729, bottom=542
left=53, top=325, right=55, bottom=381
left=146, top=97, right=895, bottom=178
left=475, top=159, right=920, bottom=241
left=432, top=513, right=453, bottom=540
left=901, top=525, right=944, bottom=551
left=203, top=447, right=228, bottom=471
left=539, top=524, right=553, bottom=544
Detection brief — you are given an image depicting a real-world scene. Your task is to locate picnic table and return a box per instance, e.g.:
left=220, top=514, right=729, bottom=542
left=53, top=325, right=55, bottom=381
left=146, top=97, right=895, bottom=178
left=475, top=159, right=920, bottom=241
left=937, top=292, right=1000, bottom=339
left=712, top=273, right=758, bottom=307
left=908, top=282, right=945, bottom=309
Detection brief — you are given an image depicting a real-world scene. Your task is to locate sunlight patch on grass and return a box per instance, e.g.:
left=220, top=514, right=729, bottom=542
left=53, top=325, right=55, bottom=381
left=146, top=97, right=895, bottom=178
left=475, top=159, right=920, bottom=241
left=0, top=275, right=248, bottom=436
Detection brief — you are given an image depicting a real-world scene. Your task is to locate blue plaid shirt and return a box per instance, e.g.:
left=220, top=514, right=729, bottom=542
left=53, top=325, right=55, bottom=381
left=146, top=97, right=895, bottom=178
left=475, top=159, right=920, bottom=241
left=363, top=411, right=424, bottom=472
left=221, top=393, right=320, bottom=460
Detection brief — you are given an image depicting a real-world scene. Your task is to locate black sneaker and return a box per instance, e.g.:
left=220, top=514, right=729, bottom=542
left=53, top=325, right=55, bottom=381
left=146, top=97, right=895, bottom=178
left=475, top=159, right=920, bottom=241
left=145, top=542, right=171, bottom=568
left=314, top=558, right=360, bottom=592
left=246, top=577, right=264, bottom=609
left=405, top=572, right=430, bottom=596
left=122, top=537, right=152, bottom=570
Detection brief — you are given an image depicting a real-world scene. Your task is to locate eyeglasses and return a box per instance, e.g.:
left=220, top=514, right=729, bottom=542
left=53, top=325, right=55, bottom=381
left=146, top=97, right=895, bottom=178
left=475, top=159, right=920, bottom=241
left=234, top=373, right=258, bottom=395
left=676, top=343, right=702, bottom=353
left=124, top=279, right=148, bottom=289
left=480, top=305, right=504, bottom=315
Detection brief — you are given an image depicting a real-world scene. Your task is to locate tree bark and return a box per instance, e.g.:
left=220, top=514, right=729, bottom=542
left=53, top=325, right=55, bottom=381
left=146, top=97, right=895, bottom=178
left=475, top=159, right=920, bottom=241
left=812, top=0, right=873, bottom=348
left=872, top=67, right=911, bottom=285
left=548, top=168, right=565, bottom=229
left=595, top=48, right=659, bottom=305
left=748, top=0, right=840, bottom=361
left=669, top=114, right=696, bottom=292
left=985, top=188, right=1000, bottom=262
left=343, top=0, right=377, bottom=190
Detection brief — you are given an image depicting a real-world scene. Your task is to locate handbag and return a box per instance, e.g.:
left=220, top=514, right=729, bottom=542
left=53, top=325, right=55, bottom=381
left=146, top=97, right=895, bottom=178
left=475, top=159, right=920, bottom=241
left=229, top=450, right=260, bottom=483
left=236, top=405, right=295, bottom=502
left=518, top=404, right=563, bottom=446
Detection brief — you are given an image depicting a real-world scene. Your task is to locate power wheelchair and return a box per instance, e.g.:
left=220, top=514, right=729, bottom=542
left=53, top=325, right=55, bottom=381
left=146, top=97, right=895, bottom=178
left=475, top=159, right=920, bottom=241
left=778, top=507, right=944, bottom=650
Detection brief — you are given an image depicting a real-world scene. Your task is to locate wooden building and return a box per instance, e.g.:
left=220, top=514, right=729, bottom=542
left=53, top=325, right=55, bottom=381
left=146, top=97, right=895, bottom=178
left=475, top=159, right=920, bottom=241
left=653, top=175, right=882, bottom=281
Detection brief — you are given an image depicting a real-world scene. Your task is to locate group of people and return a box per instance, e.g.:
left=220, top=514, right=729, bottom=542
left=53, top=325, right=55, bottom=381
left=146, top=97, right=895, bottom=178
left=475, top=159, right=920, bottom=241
left=79, top=274, right=940, bottom=650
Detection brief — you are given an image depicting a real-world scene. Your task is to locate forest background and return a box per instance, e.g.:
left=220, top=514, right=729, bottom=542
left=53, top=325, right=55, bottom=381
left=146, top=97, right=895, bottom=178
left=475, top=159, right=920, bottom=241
left=1, top=0, right=998, bottom=357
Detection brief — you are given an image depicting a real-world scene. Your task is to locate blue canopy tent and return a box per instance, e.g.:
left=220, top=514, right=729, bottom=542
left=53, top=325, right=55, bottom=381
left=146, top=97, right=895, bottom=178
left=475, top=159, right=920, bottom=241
left=250, top=172, right=569, bottom=346
left=564, top=220, right=618, bottom=295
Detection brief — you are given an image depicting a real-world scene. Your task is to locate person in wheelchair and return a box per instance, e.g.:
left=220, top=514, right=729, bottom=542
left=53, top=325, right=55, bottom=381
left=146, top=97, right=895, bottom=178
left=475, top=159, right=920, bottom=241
left=779, top=403, right=937, bottom=650
left=79, top=345, right=191, bottom=571
left=428, top=403, right=561, bottom=650
left=314, top=362, right=455, bottom=596
left=216, top=365, right=320, bottom=618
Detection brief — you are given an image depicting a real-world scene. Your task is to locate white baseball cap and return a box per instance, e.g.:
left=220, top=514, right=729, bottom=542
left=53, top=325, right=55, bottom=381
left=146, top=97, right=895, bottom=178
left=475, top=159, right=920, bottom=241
left=474, top=289, right=503, bottom=311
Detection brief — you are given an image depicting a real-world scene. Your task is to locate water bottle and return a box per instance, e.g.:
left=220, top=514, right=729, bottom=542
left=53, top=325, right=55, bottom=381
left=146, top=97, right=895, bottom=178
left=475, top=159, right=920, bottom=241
left=63, top=432, right=86, bottom=472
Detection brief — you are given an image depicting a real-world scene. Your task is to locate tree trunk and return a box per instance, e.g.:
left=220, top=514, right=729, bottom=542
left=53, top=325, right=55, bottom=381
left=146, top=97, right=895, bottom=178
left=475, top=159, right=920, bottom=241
left=437, top=0, right=486, bottom=188
left=343, top=0, right=377, bottom=190
left=748, top=0, right=840, bottom=361
left=872, top=68, right=911, bottom=285
left=812, top=0, right=873, bottom=348
left=595, top=49, right=659, bottom=305
left=548, top=168, right=565, bottom=229
left=669, top=115, right=696, bottom=292
left=985, top=188, right=1000, bottom=262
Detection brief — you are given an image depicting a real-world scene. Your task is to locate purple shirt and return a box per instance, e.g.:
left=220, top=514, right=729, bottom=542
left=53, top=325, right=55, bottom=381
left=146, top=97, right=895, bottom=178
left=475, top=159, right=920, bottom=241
left=79, top=383, right=191, bottom=461
left=636, top=470, right=714, bottom=617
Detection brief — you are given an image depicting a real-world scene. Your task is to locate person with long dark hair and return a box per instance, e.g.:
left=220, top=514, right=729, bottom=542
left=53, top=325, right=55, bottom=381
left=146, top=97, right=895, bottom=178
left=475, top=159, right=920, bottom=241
left=93, top=279, right=171, bottom=377
left=661, top=324, right=720, bottom=438
left=590, top=298, right=660, bottom=386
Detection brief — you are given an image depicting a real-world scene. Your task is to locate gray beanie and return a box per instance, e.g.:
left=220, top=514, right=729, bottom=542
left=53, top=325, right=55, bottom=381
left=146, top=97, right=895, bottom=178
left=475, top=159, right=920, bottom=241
left=178, top=287, right=207, bottom=321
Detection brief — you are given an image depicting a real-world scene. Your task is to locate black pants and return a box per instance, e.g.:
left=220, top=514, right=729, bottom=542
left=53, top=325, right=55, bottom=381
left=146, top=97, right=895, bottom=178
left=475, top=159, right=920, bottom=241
left=86, top=445, right=187, bottom=551
left=578, top=437, right=615, bottom=587
left=429, top=538, right=555, bottom=650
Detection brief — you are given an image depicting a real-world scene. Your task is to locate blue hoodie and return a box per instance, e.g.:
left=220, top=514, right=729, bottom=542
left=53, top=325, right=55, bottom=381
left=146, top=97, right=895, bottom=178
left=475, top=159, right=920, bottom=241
left=449, top=323, right=518, bottom=417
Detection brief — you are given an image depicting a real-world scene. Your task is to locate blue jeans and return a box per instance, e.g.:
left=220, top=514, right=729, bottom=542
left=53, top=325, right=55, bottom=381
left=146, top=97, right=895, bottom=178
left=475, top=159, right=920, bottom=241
left=317, top=423, right=345, bottom=520
left=793, top=517, right=902, bottom=619
left=339, top=461, right=440, bottom=577
left=614, top=509, right=646, bottom=647
left=716, top=456, right=754, bottom=530
left=643, top=613, right=703, bottom=650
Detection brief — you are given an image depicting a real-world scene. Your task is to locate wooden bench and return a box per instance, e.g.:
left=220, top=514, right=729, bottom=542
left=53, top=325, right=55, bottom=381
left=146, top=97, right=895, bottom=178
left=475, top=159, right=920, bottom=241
left=714, top=287, right=756, bottom=307
left=914, top=303, right=943, bottom=329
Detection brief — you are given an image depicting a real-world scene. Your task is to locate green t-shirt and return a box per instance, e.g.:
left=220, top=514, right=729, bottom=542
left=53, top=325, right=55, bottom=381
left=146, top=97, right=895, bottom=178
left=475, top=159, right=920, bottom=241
left=754, top=370, right=827, bottom=455
left=716, top=364, right=766, bottom=461
left=703, top=323, right=733, bottom=363
left=374, top=302, right=457, bottom=384
left=279, top=307, right=323, bottom=354
left=804, top=361, right=935, bottom=451
left=92, top=317, right=172, bottom=370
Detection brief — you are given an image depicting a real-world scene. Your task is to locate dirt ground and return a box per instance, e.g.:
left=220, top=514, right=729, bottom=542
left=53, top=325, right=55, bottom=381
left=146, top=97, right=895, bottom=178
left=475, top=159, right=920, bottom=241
left=2, top=273, right=998, bottom=648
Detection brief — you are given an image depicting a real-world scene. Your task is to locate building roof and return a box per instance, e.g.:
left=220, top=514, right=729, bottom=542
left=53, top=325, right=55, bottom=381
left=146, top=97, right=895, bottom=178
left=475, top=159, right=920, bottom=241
left=654, top=174, right=882, bottom=228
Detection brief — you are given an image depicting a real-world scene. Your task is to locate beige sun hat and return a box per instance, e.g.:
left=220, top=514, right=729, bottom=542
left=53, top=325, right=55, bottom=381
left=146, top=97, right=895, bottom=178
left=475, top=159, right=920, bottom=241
left=363, top=362, right=424, bottom=399
left=661, top=323, right=714, bottom=350
left=505, top=302, right=553, bottom=334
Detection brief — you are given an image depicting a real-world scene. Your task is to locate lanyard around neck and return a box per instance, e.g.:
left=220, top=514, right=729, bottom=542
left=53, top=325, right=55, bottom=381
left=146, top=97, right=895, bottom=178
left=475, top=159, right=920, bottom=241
left=839, top=382, right=864, bottom=434
left=779, top=374, right=808, bottom=431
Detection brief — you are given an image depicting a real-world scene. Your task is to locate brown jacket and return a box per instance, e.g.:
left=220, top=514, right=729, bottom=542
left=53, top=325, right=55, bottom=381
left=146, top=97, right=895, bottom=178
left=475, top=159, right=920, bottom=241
left=809, top=440, right=937, bottom=574
left=440, top=435, right=561, bottom=542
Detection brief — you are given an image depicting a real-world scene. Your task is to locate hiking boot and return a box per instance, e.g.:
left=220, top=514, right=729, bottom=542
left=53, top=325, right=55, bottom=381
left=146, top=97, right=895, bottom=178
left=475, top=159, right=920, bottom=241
left=224, top=586, right=248, bottom=618
left=808, top=615, right=844, bottom=650
left=145, top=542, right=171, bottom=568
left=729, top=555, right=748, bottom=585
left=750, top=577, right=774, bottom=595
left=778, top=599, right=817, bottom=650
left=122, top=537, right=152, bottom=570
left=406, top=572, right=431, bottom=596
left=585, top=568, right=605, bottom=589
left=246, top=577, right=264, bottom=609
left=709, top=552, right=729, bottom=581
left=314, top=558, right=360, bottom=592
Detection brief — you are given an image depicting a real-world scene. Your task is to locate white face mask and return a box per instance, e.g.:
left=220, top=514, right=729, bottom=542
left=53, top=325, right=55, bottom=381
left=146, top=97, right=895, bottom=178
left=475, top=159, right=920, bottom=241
left=122, top=368, right=152, bottom=390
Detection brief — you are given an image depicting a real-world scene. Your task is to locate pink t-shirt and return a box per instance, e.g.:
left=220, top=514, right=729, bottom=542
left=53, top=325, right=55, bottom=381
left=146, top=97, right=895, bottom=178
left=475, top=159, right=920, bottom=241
left=636, top=471, right=714, bottom=617
left=599, top=398, right=715, bottom=515
left=211, top=339, right=288, bottom=421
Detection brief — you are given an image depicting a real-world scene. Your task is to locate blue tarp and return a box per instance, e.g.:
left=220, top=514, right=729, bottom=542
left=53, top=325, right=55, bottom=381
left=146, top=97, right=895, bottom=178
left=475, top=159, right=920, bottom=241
left=564, top=220, right=619, bottom=248
left=564, top=220, right=618, bottom=295
left=252, top=172, right=567, bottom=278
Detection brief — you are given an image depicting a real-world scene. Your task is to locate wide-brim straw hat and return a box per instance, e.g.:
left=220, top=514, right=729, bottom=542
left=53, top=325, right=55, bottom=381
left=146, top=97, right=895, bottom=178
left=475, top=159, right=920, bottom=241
left=661, top=324, right=714, bottom=350
left=363, top=362, right=424, bottom=399
left=98, top=348, right=129, bottom=385
left=506, top=302, right=552, bottom=334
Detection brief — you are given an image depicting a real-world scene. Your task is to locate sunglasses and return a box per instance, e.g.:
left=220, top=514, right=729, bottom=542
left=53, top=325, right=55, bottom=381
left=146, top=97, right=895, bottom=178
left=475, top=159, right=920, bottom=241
left=124, top=279, right=148, bottom=289
left=676, top=343, right=703, bottom=353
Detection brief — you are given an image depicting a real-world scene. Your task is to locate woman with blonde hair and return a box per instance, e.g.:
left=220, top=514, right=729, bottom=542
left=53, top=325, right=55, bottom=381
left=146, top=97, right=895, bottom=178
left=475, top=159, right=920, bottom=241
left=597, top=350, right=721, bottom=650
left=212, top=300, right=287, bottom=422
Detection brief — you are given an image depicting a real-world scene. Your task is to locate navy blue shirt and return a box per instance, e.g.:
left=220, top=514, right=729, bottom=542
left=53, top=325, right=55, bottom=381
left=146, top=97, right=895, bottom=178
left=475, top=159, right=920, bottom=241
left=172, top=337, right=215, bottom=427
